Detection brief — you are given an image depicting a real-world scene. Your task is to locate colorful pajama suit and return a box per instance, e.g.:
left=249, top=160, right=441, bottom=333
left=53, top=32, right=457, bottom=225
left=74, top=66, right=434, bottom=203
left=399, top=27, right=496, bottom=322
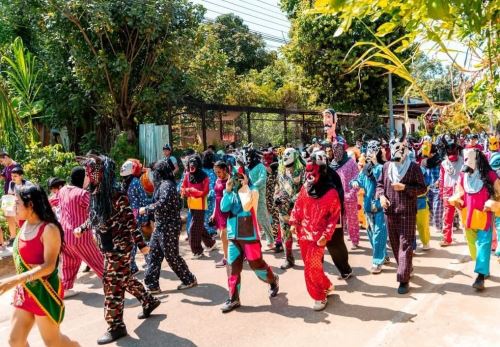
left=376, top=162, right=427, bottom=283
left=221, top=185, right=277, bottom=302
left=203, top=168, right=217, bottom=235
left=248, top=163, right=275, bottom=246
left=439, top=158, right=464, bottom=243
left=351, top=164, right=388, bottom=265
left=144, top=179, right=196, bottom=290
left=290, top=187, right=340, bottom=301
left=83, top=193, right=159, bottom=332
left=266, top=167, right=280, bottom=240
left=126, top=177, right=152, bottom=273
left=415, top=166, right=432, bottom=249
left=335, top=159, right=360, bottom=245
left=274, top=167, right=304, bottom=263
left=458, top=171, right=497, bottom=276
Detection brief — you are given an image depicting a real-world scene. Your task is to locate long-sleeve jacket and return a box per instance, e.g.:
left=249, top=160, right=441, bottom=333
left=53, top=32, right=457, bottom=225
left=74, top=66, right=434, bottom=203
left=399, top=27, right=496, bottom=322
left=221, top=185, right=260, bottom=241
left=82, top=192, right=147, bottom=253
left=146, top=180, right=181, bottom=228
left=376, top=161, right=427, bottom=215
left=289, top=187, right=341, bottom=242
left=335, top=158, right=359, bottom=203
left=351, top=164, right=383, bottom=213
left=181, top=174, right=209, bottom=210
left=127, top=177, right=152, bottom=225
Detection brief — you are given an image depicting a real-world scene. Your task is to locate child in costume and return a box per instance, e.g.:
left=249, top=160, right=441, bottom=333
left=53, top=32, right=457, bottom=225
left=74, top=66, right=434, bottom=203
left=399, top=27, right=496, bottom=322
left=220, top=168, right=279, bottom=313
left=449, top=148, right=500, bottom=290
left=290, top=152, right=340, bottom=311
left=351, top=140, right=388, bottom=273
left=274, top=147, right=304, bottom=270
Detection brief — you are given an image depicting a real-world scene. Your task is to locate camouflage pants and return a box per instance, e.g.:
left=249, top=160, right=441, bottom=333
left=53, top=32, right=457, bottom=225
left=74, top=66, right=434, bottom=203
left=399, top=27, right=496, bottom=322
left=103, top=249, right=158, bottom=331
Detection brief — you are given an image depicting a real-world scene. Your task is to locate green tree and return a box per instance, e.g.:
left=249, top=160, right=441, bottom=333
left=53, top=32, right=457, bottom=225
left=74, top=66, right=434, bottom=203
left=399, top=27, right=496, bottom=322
left=210, top=14, right=274, bottom=75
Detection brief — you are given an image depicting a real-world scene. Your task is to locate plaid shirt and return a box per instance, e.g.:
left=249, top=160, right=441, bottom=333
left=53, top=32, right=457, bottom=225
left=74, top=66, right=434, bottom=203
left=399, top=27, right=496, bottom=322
left=376, top=161, right=427, bottom=215
left=422, top=165, right=440, bottom=189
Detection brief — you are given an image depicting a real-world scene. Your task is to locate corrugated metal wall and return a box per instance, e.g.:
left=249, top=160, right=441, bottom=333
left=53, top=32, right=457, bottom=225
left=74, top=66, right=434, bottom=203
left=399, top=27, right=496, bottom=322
left=139, top=124, right=170, bottom=165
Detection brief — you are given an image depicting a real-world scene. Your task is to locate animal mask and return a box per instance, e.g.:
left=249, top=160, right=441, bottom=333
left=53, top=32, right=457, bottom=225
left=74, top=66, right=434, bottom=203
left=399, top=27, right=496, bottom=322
left=366, top=140, right=381, bottom=164
left=282, top=148, right=297, bottom=167
left=262, top=150, right=274, bottom=167
left=311, top=149, right=328, bottom=166
left=462, top=148, right=477, bottom=173
left=389, top=126, right=409, bottom=163
left=441, top=134, right=461, bottom=162
left=489, top=136, right=499, bottom=152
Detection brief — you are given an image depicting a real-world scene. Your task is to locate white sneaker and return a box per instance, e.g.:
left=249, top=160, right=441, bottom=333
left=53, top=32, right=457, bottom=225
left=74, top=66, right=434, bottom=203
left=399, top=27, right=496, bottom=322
left=205, top=244, right=217, bottom=252
left=0, top=246, right=12, bottom=258
left=191, top=253, right=204, bottom=259
left=371, top=264, right=382, bottom=274
left=64, top=289, right=78, bottom=299
left=313, top=299, right=327, bottom=311
left=422, top=243, right=431, bottom=251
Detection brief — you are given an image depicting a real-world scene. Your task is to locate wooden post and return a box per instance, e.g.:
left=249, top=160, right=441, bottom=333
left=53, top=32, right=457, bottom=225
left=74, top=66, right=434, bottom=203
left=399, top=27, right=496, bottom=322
left=201, top=105, right=207, bottom=150
left=219, top=112, right=224, bottom=143
left=247, top=111, right=252, bottom=143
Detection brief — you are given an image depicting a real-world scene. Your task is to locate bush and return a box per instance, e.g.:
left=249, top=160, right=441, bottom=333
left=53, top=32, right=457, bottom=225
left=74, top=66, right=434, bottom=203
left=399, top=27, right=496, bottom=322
left=21, top=143, right=77, bottom=187
left=109, top=132, right=138, bottom=166
left=78, top=131, right=102, bottom=155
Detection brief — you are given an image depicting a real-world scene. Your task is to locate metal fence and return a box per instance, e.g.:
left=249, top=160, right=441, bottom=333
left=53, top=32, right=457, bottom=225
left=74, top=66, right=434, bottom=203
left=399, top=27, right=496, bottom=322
left=139, top=123, right=170, bottom=165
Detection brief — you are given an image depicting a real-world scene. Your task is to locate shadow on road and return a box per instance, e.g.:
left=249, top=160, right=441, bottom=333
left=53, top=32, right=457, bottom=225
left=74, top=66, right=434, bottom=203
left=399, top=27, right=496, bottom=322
left=116, top=314, right=197, bottom=347
left=177, top=283, right=228, bottom=306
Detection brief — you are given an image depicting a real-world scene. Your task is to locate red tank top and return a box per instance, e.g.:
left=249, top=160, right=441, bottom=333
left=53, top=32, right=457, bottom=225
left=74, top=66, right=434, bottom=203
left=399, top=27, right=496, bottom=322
left=17, top=223, right=47, bottom=265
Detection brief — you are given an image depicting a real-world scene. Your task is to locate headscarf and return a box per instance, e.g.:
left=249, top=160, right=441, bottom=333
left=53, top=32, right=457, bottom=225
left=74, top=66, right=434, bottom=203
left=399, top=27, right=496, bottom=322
left=188, top=155, right=207, bottom=184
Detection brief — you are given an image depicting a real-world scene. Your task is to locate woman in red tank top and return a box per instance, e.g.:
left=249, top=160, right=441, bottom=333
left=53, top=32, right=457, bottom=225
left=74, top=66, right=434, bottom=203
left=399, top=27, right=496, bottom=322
left=0, top=184, right=80, bottom=347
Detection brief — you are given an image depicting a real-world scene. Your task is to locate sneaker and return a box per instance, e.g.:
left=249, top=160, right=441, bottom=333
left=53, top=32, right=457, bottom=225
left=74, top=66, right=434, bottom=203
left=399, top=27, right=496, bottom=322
left=64, top=289, right=78, bottom=299
left=384, top=256, right=390, bottom=264
left=0, top=245, right=12, bottom=258
left=440, top=240, right=453, bottom=247
left=280, top=259, right=295, bottom=270
left=269, top=275, right=279, bottom=298
left=147, top=288, right=162, bottom=295
left=191, top=253, right=204, bottom=259
left=398, top=282, right=410, bottom=295
left=422, top=243, right=431, bottom=251
left=472, top=274, right=485, bottom=291
left=313, top=299, right=328, bottom=311
left=97, top=327, right=127, bottom=345
left=337, top=271, right=353, bottom=280
left=215, top=259, right=227, bottom=268
left=371, top=264, right=382, bottom=274
left=221, top=299, right=241, bottom=313
left=177, top=280, right=198, bottom=290
left=138, top=299, right=161, bottom=319
left=205, top=243, right=217, bottom=252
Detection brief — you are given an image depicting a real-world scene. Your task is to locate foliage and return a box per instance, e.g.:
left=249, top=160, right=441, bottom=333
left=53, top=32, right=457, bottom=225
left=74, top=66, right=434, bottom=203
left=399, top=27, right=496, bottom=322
left=312, top=0, right=499, bottom=130
left=210, top=14, right=274, bottom=75
left=283, top=10, right=409, bottom=115
left=21, top=143, right=77, bottom=187
left=109, top=132, right=139, bottom=167
left=78, top=131, right=102, bottom=155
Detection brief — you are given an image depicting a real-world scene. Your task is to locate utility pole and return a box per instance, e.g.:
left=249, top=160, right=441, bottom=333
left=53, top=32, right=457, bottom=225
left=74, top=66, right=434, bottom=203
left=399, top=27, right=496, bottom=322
left=388, top=72, right=395, bottom=137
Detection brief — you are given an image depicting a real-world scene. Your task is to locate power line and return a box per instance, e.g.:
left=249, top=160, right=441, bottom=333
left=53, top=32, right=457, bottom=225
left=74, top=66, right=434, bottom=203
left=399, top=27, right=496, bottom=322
left=239, top=0, right=288, bottom=17
left=204, top=8, right=288, bottom=35
left=251, top=0, right=284, bottom=11
left=203, top=18, right=287, bottom=44
left=212, top=0, right=290, bottom=24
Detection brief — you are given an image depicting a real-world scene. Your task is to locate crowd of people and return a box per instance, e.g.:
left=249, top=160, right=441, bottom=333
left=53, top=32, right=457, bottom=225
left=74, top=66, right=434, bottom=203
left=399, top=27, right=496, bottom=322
left=0, top=108, right=499, bottom=346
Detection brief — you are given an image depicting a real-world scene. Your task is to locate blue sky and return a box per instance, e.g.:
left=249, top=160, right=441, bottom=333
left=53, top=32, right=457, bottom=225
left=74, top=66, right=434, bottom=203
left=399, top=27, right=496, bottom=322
left=190, top=0, right=291, bottom=50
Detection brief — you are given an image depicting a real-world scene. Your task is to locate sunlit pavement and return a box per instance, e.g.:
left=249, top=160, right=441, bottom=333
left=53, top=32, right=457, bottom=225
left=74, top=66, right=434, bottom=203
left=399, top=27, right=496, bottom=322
left=1, top=227, right=499, bottom=347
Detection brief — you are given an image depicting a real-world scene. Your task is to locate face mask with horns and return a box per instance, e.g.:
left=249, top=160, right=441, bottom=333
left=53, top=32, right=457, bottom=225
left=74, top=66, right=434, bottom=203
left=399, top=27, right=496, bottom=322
left=389, top=126, right=409, bottom=163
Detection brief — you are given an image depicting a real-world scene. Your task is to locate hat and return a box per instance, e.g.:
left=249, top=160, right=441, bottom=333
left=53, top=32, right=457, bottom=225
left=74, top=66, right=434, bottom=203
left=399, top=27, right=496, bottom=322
left=47, top=177, right=66, bottom=189
left=162, top=144, right=172, bottom=151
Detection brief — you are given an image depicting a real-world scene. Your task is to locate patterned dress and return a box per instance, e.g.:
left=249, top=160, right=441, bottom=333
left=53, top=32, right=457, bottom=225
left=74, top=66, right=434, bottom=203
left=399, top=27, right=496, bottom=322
left=334, top=158, right=360, bottom=245
left=248, top=163, right=274, bottom=246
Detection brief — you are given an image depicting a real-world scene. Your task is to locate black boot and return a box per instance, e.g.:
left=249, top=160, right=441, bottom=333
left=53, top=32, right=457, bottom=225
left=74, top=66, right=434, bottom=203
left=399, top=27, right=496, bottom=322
left=138, top=299, right=161, bottom=319
left=472, top=274, right=485, bottom=290
left=398, top=282, right=410, bottom=295
left=274, top=242, right=283, bottom=253
left=97, top=327, right=127, bottom=345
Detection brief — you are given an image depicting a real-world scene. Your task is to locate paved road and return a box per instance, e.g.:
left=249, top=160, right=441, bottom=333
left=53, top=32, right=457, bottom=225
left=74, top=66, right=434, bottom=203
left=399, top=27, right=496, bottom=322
left=1, top=227, right=500, bottom=347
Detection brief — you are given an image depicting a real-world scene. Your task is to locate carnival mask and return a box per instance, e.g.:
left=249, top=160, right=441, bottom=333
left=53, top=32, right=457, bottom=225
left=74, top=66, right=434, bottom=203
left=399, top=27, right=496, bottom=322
left=421, top=137, right=432, bottom=158
left=305, top=160, right=321, bottom=186
left=366, top=140, right=381, bottom=164
left=120, top=159, right=142, bottom=177
left=490, top=152, right=500, bottom=171
left=441, top=134, right=460, bottom=162
left=331, top=142, right=345, bottom=165
left=462, top=148, right=477, bottom=173
left=489, top=136, right=499, bottom=152
left=311, top=149, right=328, bottom=166
left=188, top=156, right=201, bottom=173
left=322, top=108, right=337, bottom=141
left=262, top=150, right=274, bottom=167
left=389, top=126, right=408, bottom=163
left=282, top=148, right=296, bottom=167
left=84, top=157, right=104, bottom=189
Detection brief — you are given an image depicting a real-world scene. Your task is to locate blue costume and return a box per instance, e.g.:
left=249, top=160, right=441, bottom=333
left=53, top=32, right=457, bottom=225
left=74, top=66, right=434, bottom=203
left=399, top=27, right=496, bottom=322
left=248, top=162, right=275, bottom=247
left=352, top=163, right=388, bottom=266
left=203, top=168, right=217, bottom=235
